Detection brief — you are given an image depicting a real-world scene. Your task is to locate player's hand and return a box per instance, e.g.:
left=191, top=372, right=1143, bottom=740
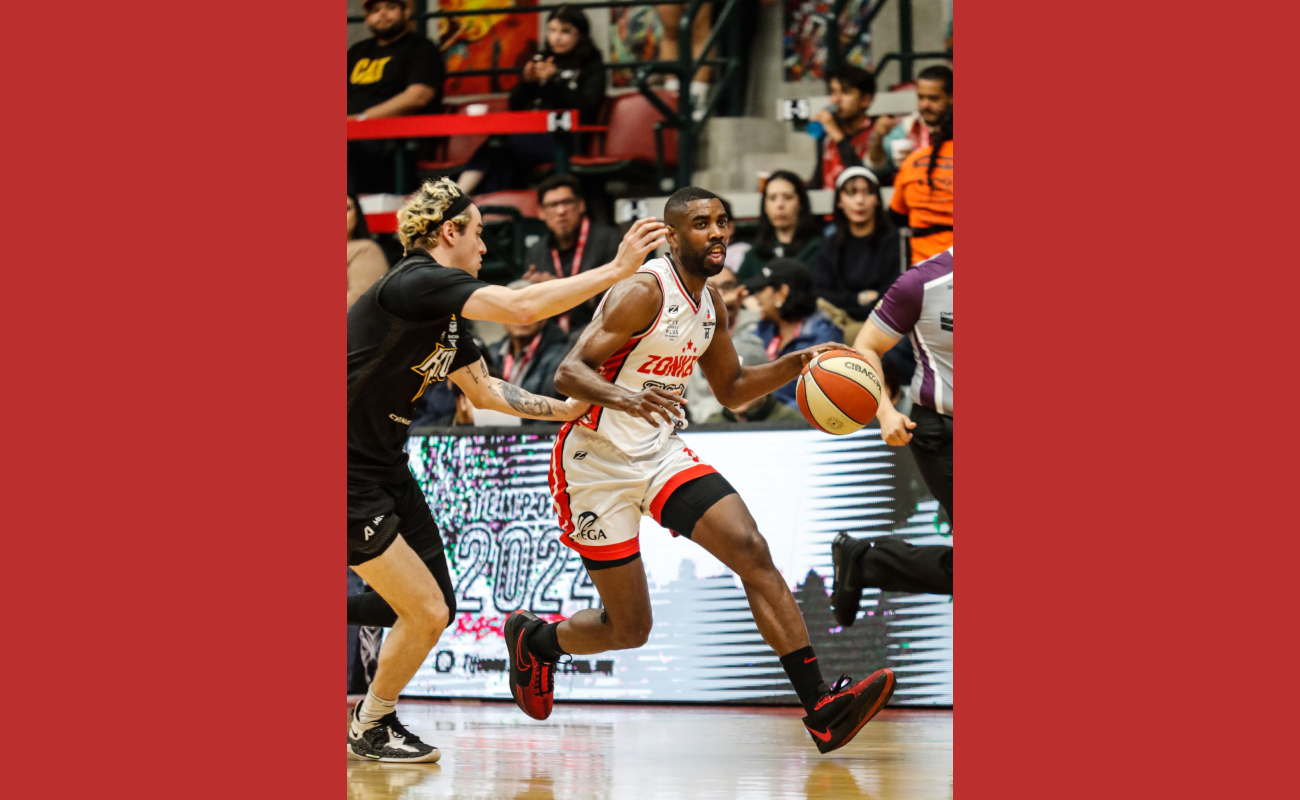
left=619, top=387, right=687, bottom=426
left=878, top=406, right=916, bottom=446
left=559, top=397, right=591, bottom=421
left=612, top=217, right=669, bottom=276
left=798, top=342, right=863, bottom=367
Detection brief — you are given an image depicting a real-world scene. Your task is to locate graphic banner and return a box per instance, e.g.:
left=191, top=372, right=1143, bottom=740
left=401, top=425, right=952, bottom=706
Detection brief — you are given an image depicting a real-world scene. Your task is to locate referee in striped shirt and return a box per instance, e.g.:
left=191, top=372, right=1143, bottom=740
left=830, top=246, right=953, bottom=622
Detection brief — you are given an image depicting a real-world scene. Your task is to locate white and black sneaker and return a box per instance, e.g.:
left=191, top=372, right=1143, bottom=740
left=347, top=704, right=441, bottom=763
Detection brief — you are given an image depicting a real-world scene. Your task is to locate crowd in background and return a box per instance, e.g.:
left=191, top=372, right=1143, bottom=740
left=346, top=0, right=953, bottom=430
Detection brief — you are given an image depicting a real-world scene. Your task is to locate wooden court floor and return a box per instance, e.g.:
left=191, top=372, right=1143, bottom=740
left=346, top=699, right=953, bottom=799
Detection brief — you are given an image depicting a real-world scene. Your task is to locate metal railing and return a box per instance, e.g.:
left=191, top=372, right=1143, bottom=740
left=824, top=0, right=951, bottom=83
left=347, top=0, right=743, bottom=191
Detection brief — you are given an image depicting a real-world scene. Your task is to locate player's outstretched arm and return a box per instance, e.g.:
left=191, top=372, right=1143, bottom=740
left=459, top=218, right=667, bottom=325
left=852, top=321, right=915, bottom=445
left=449, top=358, right=590, bottom=421
left=553, top=274, right=685, bottom=426
left=697, top=286, right=857, bottom=408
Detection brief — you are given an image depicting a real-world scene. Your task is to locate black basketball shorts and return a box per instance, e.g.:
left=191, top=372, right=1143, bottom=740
left=347, top=473, right=445, bottom=568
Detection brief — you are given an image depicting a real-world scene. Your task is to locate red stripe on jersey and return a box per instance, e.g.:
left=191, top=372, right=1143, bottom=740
left=664, top=255, right=699, bottom=313
left=649, top=463, right=718, bottom=524
left=549, top=423, right=576, bottom=534
left=560, top=534, right=642, bottom=560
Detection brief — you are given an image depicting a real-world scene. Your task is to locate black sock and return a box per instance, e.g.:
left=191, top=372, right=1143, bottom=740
left=526, top=621, right=566, bottom=663
left=780, top=646, right=829, bottom=714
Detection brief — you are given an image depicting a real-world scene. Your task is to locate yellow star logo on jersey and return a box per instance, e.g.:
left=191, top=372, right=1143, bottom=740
left=411, top=344, right=456, bottom=401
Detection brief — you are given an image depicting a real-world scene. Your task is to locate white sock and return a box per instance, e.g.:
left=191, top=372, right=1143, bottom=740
left=664, top=77, right=681, bottom=92
left=356, top=688, right=397, bottom=728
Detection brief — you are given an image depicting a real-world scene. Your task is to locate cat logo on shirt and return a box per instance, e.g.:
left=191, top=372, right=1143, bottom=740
left=411, top=344, right=456, bottom=400
left=351, top=57, right=392, bottom=85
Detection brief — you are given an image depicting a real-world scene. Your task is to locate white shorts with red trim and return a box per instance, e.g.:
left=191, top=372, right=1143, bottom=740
left=548, top=422, right=716, bottom=562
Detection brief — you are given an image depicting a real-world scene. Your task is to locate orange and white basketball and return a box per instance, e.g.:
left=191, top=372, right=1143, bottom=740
left=796, top=349, right=883, bottom=435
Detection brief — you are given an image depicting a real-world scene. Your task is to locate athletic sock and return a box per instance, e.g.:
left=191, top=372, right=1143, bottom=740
left=526, top=621, right=566, bottom=663
left=356, top=688, right=397, bottom=728
left=780, top=646, right=829, bottom=715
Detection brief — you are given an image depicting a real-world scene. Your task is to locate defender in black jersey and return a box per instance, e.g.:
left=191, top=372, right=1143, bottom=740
left=346, top=178, right=665, bottom=762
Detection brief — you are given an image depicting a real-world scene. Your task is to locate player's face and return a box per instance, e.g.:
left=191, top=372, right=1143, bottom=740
left=366, top=1, right=409, bottom=39
left=916, top=79, right=951, bottom=126
left=670, top=199, right=729, bottom=277
left=837, top=177, right=878, bottom=226
left=450, top=205, right=487, bottom=276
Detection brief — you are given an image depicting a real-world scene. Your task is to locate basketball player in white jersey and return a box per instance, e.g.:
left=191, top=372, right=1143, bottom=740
left=504, top=187, right=896, bottom=754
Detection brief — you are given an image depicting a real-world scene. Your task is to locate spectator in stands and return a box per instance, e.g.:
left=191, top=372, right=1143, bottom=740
left=488, top=281, right=573, bottom=424
left=519, top=174, right=623, bottom=331
left=809, top=65, right=891, bottom=190
left=687, top=266, right=763, bottom=423
left=890, top=97, right=952, bottom=264
left=811, top=167, right=901, bottom=343
left=348, top=193, right=389, bottom=310
left=347, top=0, right=446, bottom=194
left=736, top=171, right=820, bottom=281
left=743, top=258, right=843, bottom=410
left=657, top=3, right=712, bottom=117
left=457, top=5, right=606, bottom=195
left=719, top=197, right=751, bottom=275
left=872, top=65, right=953, bottom=178
left=705, top=337, right=806, bottom=424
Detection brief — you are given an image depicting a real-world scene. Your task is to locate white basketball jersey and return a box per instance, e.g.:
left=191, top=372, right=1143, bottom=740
left=574, top=255, right=718, bottom=459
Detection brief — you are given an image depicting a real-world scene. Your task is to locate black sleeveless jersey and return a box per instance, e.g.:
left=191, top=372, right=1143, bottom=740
left=347, top=250, right=486, bottom=485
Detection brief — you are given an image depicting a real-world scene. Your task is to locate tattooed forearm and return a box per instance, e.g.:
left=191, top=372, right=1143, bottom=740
left=496, top=380, right=561, bottom=418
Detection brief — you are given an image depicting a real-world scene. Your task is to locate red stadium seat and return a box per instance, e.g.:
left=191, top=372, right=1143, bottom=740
left=571, top=91, right=679, bottom=175
left=473, top=190, right=539, bottom=219
left=416, top=96, right=511, bottom=174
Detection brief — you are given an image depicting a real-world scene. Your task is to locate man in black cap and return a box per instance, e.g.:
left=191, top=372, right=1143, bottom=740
left=742, top=258, right=844, bottom=410
left=347, top=0, right=445, bottom=193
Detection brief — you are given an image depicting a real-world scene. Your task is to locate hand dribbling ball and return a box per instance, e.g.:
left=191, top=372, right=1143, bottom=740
left=796, top=349, right=883, bottom=435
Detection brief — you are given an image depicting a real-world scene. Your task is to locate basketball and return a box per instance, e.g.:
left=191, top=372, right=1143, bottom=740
left=796, top=349, right=884, bottom=435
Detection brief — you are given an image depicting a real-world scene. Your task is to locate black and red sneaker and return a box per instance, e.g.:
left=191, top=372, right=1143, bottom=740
left=801, top=668, right=896, bottom=754
left=504, top=609, right=556, bottom=720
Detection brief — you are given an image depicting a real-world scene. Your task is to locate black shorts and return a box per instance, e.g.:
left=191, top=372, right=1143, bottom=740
left=347, top=473, right=445, bottom=568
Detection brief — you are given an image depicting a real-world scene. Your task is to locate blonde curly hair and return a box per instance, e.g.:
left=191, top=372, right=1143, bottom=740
left=396, top=177, right=474, bottom=251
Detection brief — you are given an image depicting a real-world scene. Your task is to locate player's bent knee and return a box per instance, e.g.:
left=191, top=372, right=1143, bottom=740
left=732, top=528, right=776, bottom=578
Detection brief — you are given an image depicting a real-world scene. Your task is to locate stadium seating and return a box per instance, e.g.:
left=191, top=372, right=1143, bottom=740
left=571, top=91, right=680, bottom=182
left=416, top=96, right=511, bottom=177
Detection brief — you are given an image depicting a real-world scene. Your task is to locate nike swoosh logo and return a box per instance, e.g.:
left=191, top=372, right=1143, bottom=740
left=515, top=630, right=531, bottom=671
left=803, top=656, right=817, bottom=663
left=806, top=725, right=832, bottom=742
